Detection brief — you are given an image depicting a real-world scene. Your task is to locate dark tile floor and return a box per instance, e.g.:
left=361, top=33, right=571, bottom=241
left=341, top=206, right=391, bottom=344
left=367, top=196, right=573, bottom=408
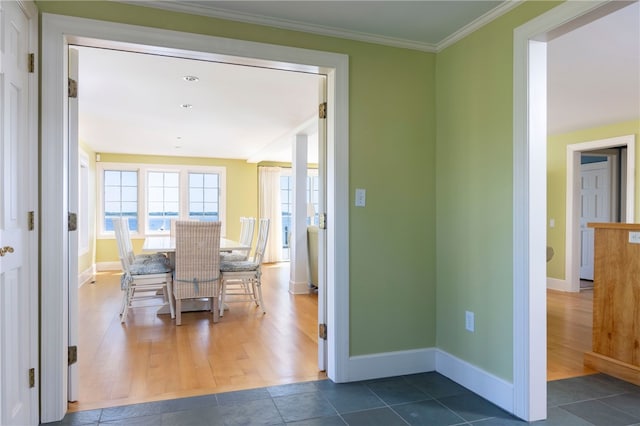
left=42, top=373, right=640, bottom=425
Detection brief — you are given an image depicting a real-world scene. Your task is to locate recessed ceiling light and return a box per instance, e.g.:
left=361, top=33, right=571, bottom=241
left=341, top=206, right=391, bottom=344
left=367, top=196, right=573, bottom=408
left=180, top=103, right=193, bottom=109
left=183, top=75, right=199, bottom=82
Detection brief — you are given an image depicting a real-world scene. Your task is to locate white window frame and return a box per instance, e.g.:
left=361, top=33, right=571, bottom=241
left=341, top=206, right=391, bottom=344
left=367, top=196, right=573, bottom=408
left=97, top=162, right=226, bottom=238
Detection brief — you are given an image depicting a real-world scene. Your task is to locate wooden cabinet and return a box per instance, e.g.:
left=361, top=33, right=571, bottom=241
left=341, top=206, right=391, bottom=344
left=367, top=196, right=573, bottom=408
left=585, top=223, right=640, bottom=385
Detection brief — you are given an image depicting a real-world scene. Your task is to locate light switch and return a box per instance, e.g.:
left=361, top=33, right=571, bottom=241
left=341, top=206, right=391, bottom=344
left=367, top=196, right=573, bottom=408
left=355, top=188, right=366, bottom=207
left=629, top=231, right=640, bottom=244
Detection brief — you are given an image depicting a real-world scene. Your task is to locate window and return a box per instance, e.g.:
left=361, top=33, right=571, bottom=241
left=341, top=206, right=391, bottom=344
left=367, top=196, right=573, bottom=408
left=97, top=163, right=226, bottom=237
left=103, top=169, right=138, bottom=232
left=189, top=172, right=220, bottom=221
left=147, top=171, right=179, bottom=232
left=279, top=169, right=319, bottom=259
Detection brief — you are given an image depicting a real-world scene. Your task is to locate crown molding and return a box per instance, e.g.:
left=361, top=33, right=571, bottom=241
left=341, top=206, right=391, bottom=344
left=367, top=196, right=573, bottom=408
left=436, top=0, right=524, bottom=51
left=119, top=0, right=522, bottom=54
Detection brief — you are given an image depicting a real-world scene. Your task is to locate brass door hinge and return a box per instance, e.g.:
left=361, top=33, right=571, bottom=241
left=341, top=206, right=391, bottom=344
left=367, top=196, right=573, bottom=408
left=68, top=346, right=78, bottom=366
left=319, top=323, right=327, bottom=340
left=68, top=78, right=78, bottom=98
left=68, top=212, right=77, bottom=231
left=319, top=213, right=327, bottom=230
left=319, top=102, right=327, bottom=119
left=28, top=53, right=35, bottom=73
left=28, top=211, right=34, bottom=231
left=29, top=368, right=35, bottom=388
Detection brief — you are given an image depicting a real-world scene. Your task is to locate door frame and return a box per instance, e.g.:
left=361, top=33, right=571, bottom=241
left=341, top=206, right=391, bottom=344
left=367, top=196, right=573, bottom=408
left=40, top=13, right=349, bottom=423
left=513, top=0, right=632, bottom=421
left=567, top=136, right=635, bottom=291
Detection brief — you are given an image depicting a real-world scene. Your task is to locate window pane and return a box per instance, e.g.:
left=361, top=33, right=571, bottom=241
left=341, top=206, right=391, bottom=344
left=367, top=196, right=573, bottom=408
left=148, top=187, right=163, bottom=202
left=104, top=170, right=121, bottom=186
left=190, top=202, right=203, bottom=213
left=165, top=187, right=179, bottom=202
left=148, top=201, right=164, bottom=213
left=190, top=188, right=203, bottom=202
left=121, top=186, right=137, bottom=202
left=104, top=187, right=120, bottom=202
left=204, top=174, right=218, bottom=187
left=121, top=171, right=137, bottom=187
left=148, top=172, right=164, bottom=186
left=189, top=173, right=203, bottom=187
left=165, top=202, right=179, bottom=214
left=204, top=188, right=217, bottom=202
left=165, top=172, right=179, bottom=187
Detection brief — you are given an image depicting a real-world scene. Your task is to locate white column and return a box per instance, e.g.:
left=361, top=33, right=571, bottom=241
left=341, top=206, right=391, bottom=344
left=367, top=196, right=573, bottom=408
left=289, top=134, right=311, bottom=294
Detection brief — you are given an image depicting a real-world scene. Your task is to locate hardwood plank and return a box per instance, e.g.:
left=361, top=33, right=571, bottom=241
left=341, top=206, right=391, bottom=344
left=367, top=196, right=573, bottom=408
left=547, top=289, right=598, bottom=381
left=69, top=263, right=325, bottom=412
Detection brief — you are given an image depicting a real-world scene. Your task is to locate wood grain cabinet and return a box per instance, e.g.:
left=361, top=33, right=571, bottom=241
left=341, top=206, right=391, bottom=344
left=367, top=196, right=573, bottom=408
left=585, top=223, right=640, bottom=385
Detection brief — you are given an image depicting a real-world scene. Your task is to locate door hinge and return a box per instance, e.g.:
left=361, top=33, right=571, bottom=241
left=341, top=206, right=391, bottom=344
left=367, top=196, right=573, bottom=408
left=28, top=53, right=35, bottom=73
left=28, top=211, right=34, bottom=231
left=319, top=323, right=327, bottom=340
left=319, top=213, right=327, bottom=230
left=68, top=212, right=77, bottom=231
left=68, top=346, right=78, bottom=366
left=68, top=78, right=78, bottom=98
left=319, top=102, right=327, bottom=119
left=29, top=368, right=35, bottom=388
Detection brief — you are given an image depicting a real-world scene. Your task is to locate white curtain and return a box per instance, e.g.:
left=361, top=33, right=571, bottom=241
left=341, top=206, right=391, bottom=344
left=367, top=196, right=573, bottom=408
left=259, top=166, right=283, bottom=263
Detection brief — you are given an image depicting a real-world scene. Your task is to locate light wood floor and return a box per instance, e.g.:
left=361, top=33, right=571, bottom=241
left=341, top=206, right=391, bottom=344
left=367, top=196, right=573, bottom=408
left=70, top=263, right=325, bottom=412
left=547, top=288, right=597, bottom=381
left=71, top=269, right=594, bottom=412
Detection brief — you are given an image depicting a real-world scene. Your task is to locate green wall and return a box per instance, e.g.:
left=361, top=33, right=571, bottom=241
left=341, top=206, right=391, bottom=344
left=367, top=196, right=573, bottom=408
left=435, top=1, right=559, bottom=381
left=547, top=119, right=640, bottom=280
left=37, top=1, right=437, bottom=356
left=93, top=153, right=258, bottom=263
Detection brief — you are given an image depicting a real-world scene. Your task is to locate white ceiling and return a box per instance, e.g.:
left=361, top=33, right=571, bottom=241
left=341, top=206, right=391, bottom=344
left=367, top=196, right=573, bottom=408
left=79, top=1, right=639, bottom=162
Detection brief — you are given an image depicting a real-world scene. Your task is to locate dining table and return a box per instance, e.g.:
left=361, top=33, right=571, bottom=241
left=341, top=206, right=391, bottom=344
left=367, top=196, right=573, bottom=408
left=142, top=235, right=249, bottom=253
left=142, top=235, right=249, bottom=315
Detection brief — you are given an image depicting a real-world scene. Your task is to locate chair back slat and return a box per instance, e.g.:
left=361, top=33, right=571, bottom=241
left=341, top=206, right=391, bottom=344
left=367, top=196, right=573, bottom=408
left=252, top=218, right=270, bottom=265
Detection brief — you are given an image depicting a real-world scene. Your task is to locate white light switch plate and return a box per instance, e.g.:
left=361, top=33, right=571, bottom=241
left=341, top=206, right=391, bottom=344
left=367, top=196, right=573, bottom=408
left=355, top=188, right=366, bottom=207
left=629, top=231, right=640, bottom=244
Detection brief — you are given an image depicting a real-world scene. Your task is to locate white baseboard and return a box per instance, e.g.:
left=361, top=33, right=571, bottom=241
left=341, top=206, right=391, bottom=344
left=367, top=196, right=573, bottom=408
left=342, top=347, right=514, bottom=416
left=78, top=265, right=96, bottom=288
left=96, top=261, right=121, bottom=271
left=547, top=277, right=570, bottom=291
left=345, top=348, right=436, bottom=381
left=289, top=279, right=311, bottom=294
left=435, top=350, right=514, bottom=414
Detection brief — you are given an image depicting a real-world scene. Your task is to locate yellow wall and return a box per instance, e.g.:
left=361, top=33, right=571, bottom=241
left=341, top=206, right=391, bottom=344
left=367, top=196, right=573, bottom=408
left=547, top=119, right=640, bottom=280
left=95, top=153, right=258, bottom=263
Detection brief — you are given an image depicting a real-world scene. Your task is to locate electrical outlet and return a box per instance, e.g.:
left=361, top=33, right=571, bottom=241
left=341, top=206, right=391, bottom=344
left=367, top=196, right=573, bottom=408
left=465, top=311, right=475, bottom=332
left=355, top=188, right=366, bottom=207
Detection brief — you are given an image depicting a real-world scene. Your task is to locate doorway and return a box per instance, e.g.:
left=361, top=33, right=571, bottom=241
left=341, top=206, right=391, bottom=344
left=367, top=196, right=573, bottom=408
left=41, top=14, right=349, bottom=423
left=72, top=43, right=324, bottom=409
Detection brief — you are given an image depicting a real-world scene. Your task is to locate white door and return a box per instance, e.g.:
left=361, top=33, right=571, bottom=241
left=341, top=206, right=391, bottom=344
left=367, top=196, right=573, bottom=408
left=0, top=1, right=37, bottom=424
left=580, top=160, right=611, bottom=280
left=317, top=77, right=327, bottom=370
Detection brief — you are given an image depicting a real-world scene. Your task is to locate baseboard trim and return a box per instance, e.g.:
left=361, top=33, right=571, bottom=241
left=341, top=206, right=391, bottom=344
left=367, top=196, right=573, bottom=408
left=547, top=277, right=569, bottom=291
left=78, top=266, right=96, bottom=288
left=345, top=348, right=436, bottom=381
left=289, top=280, right=311, bottom=294
left=436, top=350, right=514, bottom=413
left=96, top=261, right=121, bottom=271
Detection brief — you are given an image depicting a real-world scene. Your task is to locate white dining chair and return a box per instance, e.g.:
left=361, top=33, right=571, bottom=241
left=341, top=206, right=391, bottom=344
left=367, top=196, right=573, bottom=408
left=219, top=218, right=269, bottom=317
left=220, top=217, right=255, bottom=262
left=113, top=217, right=175, bottom=323
left=172, top=221, right=222, bottom=325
